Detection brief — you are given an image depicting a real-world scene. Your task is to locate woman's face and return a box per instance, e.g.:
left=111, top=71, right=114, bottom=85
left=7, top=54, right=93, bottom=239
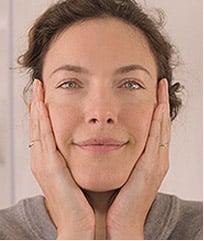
left=42, top=18, right=158, bottom=192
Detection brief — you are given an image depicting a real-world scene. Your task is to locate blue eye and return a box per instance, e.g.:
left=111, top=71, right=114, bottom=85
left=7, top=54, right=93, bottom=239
left=122, top=80, right=142, bottom=90
left=59, top=81, right=79, bottom=89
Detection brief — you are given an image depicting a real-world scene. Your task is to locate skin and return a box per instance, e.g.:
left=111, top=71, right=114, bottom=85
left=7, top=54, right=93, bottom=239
left=29, top=17, right=171, bottom=239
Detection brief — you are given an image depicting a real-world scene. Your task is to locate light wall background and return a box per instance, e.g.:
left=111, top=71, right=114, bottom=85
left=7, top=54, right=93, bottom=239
left=0, top=0, right=202, bottom=209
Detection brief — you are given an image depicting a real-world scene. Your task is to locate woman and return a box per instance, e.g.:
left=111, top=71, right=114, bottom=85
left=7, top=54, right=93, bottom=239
left=0, top=0, right=202, bottom=239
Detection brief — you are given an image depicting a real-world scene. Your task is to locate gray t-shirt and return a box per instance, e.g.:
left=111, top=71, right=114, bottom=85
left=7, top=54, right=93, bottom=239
left=0, top=192, right=202, bottom=239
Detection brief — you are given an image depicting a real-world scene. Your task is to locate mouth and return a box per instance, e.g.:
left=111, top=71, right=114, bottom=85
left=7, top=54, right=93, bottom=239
left=73, top=138, right=128, bottom=153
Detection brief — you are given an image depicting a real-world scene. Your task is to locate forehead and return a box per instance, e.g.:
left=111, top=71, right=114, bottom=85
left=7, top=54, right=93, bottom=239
left=43, top=17, right=157, bottom=79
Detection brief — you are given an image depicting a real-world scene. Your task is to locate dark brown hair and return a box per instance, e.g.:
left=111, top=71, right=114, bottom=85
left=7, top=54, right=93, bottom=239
left=18, top=0, right=182, bottom=120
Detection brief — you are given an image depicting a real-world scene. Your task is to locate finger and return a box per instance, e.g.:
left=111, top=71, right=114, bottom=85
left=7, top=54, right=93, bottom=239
left=29, top=101, right=43, bottom=178
left=143, top=103, right=164, bottom=158
left=158, top=79, right=169, bottom=111
left=156, top=79, right=170, bottom=177
left=30, top=81, right=56, bottom=153
left=139, top=79, right=172, bottom=159
left=29, top=89, right=61, bottom=179
left=30, top=101, right=41, bottom=147
left=37, top=101, right=57, bottom=153
left=29, top=79, right=44, bottom=141
left=158, top=79, right=171, bottom=146
left=32, top=79, right=44, bottom=102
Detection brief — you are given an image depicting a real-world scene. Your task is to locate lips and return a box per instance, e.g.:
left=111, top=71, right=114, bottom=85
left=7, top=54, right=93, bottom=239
left=73, top=138, right=128, bottom=153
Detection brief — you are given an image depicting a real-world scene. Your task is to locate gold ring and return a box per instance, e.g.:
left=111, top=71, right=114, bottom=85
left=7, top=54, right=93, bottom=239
left=159, top=142, right=169, bottom=148
left=29, top=139, right=41, bottom=148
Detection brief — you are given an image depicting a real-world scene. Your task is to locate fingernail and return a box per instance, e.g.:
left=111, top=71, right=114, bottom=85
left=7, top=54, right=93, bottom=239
left=33, top=79, right=43, bottom=98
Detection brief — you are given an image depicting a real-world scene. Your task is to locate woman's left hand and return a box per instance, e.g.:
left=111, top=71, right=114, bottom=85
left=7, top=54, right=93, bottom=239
left=106, top=79, right=171, bottom=239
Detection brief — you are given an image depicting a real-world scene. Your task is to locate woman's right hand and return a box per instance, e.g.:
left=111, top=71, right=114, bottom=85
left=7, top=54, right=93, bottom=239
left=29, top=79, right=95, bottom=239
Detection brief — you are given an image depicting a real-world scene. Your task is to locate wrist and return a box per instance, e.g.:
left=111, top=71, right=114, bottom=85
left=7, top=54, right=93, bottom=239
left=57, top=229, right=94, bottom=240
left=107, top=223, right=144, bottom=240
left=57, top=221, right=95, bottom=240
left=107, top=232, right=144, bottom=240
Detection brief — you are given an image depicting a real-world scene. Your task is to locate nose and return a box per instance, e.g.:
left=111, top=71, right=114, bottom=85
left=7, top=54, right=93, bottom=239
left=88, top=112, right=115, bottom=125
left=84, top=92, right=118, bottom=126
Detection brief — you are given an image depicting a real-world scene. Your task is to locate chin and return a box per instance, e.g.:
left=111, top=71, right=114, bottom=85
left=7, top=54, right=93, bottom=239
left=72, top=169, right=128, bottom=192
left=66, top=148, right=139, bottom=192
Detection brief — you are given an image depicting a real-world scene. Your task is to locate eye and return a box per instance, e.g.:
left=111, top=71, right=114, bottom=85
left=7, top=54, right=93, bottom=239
left=58, top=80, right=80, bottom=89
left=121, top=80, right=143, bottom=90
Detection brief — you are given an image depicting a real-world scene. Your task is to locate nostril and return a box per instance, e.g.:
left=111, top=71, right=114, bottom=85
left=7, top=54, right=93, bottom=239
left=107, top=118, right=114, bottom=124
left=91, top=118, right=98, bottom=124
left=88, top=117, right=115, bottom=124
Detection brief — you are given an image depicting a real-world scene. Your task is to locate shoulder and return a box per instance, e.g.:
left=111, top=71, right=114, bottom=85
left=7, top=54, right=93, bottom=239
left=0, top=195, right=56, bottom=240
left=145, top=192, right=203, bottom=240
left=167, top=194, right=203, bottom=240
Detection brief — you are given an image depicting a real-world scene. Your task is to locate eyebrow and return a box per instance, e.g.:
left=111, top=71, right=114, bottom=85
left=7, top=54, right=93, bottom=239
left=49, top=65, right=89, bottom=78
left=114, top=64, right=152, bottom=79
left=49, top=64, right=152, bottom=79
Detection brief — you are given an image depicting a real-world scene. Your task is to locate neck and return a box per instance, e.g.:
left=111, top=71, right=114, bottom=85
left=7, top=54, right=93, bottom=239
left=84, top=189, right=118, bottom=213
left=83, top=189, right=119, bottom=239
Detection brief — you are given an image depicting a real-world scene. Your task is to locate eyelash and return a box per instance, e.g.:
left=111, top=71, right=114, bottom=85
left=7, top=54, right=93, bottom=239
left=58, top=80, right=80, bottom=89
left=120, top=79, right=144, bottom=90
left=57, top=79, right=144, bottom=90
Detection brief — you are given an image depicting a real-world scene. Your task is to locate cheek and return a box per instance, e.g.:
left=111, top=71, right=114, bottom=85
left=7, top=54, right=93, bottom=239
left=122, top=102, right=155, bottom=145
left=47, top=103, right=80, bottom=145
